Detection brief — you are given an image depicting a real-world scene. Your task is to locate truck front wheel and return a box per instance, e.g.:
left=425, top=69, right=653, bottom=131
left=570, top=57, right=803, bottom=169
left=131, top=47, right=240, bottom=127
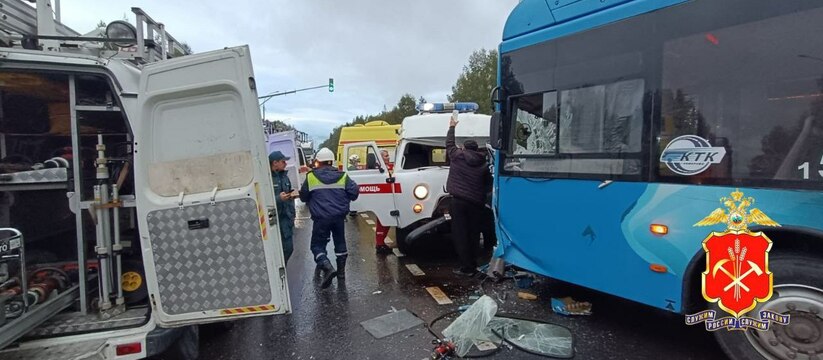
left=396, top=226, right=412, bottom=255
left=714, top=252, right=823, bottom=360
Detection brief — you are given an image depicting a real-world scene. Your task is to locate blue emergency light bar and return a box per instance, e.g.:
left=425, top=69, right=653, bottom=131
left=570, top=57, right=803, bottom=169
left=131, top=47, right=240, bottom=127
left=416, top=102, right=479, bottom=113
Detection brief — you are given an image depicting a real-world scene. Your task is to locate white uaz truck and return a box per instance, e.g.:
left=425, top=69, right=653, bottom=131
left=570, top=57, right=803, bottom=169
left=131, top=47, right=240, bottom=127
left=342, top=102, right=491, bottom=254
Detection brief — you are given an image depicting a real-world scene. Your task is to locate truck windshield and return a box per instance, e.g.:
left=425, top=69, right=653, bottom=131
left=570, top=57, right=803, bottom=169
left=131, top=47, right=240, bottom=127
left=401, top=143, right=447, bottom=169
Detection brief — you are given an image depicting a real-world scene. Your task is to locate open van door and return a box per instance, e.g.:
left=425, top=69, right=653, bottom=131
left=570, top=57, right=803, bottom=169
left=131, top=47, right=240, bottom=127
left=134, top=46, right=290, bottom=327
left=343, top=141, right=398, bottom=225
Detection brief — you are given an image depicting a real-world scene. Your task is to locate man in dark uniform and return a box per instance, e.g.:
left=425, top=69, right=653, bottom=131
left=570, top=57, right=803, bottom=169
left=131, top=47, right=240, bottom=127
left=270, top=151, right=297, bottom=263
left=446, top=113, right=492, bottom=276
left=299, top=148, right=359, bottom=288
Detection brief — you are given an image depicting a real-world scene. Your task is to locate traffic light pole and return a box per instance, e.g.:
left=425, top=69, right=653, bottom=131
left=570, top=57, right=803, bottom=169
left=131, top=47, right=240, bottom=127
left=258, top=78, right=334, bottom=107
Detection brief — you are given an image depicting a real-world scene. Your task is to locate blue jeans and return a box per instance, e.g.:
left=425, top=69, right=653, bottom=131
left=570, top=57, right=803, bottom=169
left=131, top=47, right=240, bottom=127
left=310, top=216, right=347, bottom=264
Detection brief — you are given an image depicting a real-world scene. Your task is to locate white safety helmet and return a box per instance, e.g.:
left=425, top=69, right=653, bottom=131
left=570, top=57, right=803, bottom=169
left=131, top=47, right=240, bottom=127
left=315, top=147, right=335, bottom=162
left=349, top=154, right=360, bottom=163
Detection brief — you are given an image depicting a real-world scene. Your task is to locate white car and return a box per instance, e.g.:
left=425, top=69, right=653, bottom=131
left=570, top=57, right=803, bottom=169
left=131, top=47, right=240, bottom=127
left=343, top=103, right=490, bottom=253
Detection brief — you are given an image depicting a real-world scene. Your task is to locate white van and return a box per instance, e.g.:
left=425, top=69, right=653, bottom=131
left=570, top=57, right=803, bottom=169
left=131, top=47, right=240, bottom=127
left=0, top=2, right=289, bottom=359
left=266, top=130, right=308, bottom=188
left=342, top=103, right=490, bottom=253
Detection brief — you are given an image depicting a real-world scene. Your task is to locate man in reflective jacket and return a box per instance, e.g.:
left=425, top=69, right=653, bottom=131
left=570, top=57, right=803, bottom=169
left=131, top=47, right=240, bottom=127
left=299, top=147, right=359, bottom=288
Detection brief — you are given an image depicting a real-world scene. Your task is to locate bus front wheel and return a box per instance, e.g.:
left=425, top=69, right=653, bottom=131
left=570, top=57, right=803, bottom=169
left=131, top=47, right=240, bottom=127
left=714, top=252, right=823, bottom=360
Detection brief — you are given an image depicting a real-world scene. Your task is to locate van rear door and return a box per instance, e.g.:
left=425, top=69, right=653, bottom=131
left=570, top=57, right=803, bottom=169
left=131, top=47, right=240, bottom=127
left=134, top=46, right=290, bottom=327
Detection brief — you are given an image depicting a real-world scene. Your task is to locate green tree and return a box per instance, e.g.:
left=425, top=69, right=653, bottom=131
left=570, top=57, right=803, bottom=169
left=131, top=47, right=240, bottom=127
left=179, top=42, right=194, bottom=55
left=263, top=119, right=294, bottom=134
left=448, top=48, right=498, bottom=114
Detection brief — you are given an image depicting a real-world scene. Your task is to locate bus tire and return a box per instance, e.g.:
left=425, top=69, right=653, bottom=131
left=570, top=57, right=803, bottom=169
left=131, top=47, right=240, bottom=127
left=713, top=252, right=823, bottom=360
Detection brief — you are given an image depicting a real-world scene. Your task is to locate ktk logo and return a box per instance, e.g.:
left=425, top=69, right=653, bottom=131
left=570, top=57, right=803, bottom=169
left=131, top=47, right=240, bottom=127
left=660, top=135, right=726, bottom=176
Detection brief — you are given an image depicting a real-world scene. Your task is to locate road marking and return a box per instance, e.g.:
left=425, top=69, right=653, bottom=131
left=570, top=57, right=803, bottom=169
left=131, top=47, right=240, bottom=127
left=359, top=213, right=369, bottom=218
left=405, top=264, right=426, bottom=276
left=365, top=219, right=375, bottom=225
left=425, top=287, right=453, bottom=305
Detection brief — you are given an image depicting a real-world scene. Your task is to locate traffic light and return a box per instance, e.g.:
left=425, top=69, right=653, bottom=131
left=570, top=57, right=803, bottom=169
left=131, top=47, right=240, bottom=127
left=328, top=78, right=334, bottom=93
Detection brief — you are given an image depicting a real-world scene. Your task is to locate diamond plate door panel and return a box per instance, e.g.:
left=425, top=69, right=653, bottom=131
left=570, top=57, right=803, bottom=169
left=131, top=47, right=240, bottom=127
left=0, top=168, right=67, bottom=183
left=147, top=198, right=272, bottom=315
left=26, top=308, right=149, bottom=338
left=0, top=340, right=106, bottom=360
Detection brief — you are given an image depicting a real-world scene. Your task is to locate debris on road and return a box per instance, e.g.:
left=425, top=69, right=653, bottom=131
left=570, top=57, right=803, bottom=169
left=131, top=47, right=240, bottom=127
left=552, top=297, right=593, bottom=316
left=372, top=290, right=383, bottom=295
left=442, top=295, right=498, bottom=357
left=360, top=309, right=424, bottom=339
left=515, top=273, right=535, bottom=289
left=517, top=292, right=537, bottom=301
left=474, top=340, right=498, bottom=351
left=425, top=286, right=454, bottom=305
left=405, top=264, right=426, bottom=276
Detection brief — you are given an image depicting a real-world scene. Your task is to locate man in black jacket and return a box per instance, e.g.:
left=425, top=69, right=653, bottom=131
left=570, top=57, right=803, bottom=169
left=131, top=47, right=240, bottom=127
left=446, top=113, right=491, bottom=276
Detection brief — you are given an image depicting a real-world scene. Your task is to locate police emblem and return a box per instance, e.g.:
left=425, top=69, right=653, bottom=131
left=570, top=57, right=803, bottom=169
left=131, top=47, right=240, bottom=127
left=685, top=189, right=791, bottom=331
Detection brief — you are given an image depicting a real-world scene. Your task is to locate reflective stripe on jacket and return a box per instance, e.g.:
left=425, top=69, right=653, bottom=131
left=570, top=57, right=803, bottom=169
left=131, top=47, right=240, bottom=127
left=299, top=166, right=359, bottom=219
left=307, top=172, right=347, bottom=191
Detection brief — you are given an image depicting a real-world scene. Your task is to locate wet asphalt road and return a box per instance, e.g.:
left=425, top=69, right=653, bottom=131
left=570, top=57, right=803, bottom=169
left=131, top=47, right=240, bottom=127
left=198, top=205, right=727, bottom=360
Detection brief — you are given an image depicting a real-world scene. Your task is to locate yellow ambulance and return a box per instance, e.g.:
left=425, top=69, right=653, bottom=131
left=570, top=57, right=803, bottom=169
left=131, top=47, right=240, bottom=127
left=337, top=121, right=400, bottom=170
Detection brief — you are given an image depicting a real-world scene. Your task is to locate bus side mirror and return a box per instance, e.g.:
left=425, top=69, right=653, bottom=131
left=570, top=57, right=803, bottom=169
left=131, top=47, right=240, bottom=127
left=489, top=111, right=502, bottom=150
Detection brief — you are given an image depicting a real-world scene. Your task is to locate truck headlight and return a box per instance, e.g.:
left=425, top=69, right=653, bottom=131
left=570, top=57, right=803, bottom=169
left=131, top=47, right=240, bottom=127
left=413, top=185, right=429, bottom=200
left=105, top=20, right=137, bottom=48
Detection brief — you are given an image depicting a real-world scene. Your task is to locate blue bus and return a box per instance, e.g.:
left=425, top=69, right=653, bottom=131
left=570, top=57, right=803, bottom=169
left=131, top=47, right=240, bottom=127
left=490, top=1, right=823, bottom=359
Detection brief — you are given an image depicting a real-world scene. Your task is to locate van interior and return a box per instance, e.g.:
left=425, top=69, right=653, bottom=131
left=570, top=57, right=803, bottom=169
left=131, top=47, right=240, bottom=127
left=0, top=70, right=148, bottom=347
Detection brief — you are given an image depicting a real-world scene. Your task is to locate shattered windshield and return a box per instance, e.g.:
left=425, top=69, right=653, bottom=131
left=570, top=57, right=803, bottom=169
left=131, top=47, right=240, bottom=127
left=485, top=317, right=574, bottom=358
left=513, top=91, right=558, bottom=155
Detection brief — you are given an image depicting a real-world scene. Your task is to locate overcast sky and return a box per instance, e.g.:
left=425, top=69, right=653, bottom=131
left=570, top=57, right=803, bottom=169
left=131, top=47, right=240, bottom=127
left=56, top=0, right=519, bottom=145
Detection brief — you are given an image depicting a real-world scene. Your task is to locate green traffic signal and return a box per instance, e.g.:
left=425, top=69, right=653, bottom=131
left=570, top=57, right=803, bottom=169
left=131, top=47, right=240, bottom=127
left=328, top=78, right=334, bottom=93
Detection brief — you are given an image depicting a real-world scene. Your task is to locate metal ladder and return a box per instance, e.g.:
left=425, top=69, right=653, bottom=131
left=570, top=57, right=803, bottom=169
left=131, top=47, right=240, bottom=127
left=0, top=0, right=188, bottom=62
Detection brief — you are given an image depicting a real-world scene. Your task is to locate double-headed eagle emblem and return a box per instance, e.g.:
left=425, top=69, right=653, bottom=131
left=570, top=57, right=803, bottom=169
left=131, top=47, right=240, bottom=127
left=694, top=189, right=780, bottom=231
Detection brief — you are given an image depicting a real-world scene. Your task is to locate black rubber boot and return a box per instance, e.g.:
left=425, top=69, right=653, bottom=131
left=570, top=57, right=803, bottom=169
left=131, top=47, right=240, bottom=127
left=335, top=255, right=347, bottom=281
left=318, top=258, right=338, bottom=289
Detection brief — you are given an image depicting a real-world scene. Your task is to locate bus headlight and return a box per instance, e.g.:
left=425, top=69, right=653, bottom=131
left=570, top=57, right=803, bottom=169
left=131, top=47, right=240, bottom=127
left=413, top=185, right=429, bottom=200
